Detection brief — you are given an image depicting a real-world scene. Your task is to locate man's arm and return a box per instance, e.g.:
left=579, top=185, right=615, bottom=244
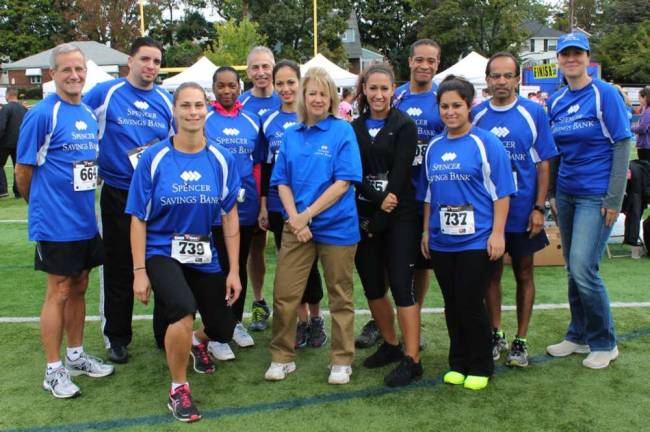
left=15, top=163, right=33, bottom=203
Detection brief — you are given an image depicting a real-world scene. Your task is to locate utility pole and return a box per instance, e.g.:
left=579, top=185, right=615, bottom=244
left=139, top=0, right=145, bottom=36
left=313, top=0, right=318, bottom=57
left=568, top=0, right=575, bottom=32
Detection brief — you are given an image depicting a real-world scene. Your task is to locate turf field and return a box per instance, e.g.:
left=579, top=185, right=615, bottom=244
left=1, top=166, right=649, bottom=432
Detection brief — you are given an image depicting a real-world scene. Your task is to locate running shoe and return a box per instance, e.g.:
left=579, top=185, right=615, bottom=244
left=546, top=339, right=590, bottom=357
left=582, top=346, right=619, bottom=369
left=42, top=366, right=80, bottom=399
left=190, top=343, right=216, bottom=374
left=295, top=321, right=310, bottom=349
left=308, top=316, right=327, bottom=348
left=355, top=319, right=381, bottom=348
left=207, top=341, right=236, bottom=361
left=363, top=341, right=404, bottom=369
left=384, top=356, right=423, bottom=387
left=66, top=352, right=114, bottom=378
left=233, top=322, right=255, bottom=347
left=264, top=362, right=296, bottom=381
left=492, top=329, right=508, bottom=361
left=328, top=365, right=352, bottom=384
left=168, top=384, right=201, bottom=423
left=250, top=300, right=271, bottom=331
left=464, top=375, right=489, bottom=390
left=505, top=338, right=529, bottom=368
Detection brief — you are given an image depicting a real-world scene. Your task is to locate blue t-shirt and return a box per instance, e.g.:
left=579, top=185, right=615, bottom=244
left=548, top=78, right=632, bottom=196
left=394, top=82, right=444, bottom=201
left=261, top=109, right=298, bottom=213
left=270, top=116, right=362, bottom=246
left=472, top=97, right=558, bottom=232
left=204, top=107, right=263, bottom=226
left=239, top=90, right=282, bottom=118
left=125, top=139, right=240, bottom=273
left=82, top=78, right=175, bottom=190
left=17, top=94, right=100, bottom=241
left=365, top=118, right=386, bottom=141
left=419, top=127, right=516, bottom=252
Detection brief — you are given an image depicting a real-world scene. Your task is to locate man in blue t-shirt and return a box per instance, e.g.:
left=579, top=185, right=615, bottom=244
left=83, top=37, right=174, bottom=364
left=473, top=52, right=558, bottom=368
left=238, top=46, right=282, bottom=332
left=16, top=44, right=114, bottom=399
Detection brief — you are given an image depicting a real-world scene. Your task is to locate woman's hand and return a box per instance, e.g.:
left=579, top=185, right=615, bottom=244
left=133, top=271, right=151, bottom=305
left=258, top=207, right=269, bottom=231
left=296, top=225, right=313, bottom=243
left=527, top=209, right=544, bottom=238
left=601, top=207, right=619, bottom=227
left=225, top=272, right=242, bottom=306
left=381, top=193, right=398, bottom=213
left=287, top=211, right=310, bottom=234
left=487, top=231, right=506, bottom=261
left=420, top=232, right=430, bottom=259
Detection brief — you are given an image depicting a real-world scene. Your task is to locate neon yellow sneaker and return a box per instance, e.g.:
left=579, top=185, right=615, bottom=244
left=443, top=371, right=466, bottom=385
left=463, top=375, right=489, bottom=390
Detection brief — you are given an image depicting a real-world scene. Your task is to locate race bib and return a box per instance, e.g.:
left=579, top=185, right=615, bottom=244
left=360, top=173, right=389, bottom=201
left=413, top=141, right=428, bottom=166
left=439, top=205, right=475, bottom=235
left=128, top=139, right=159, bottom=169
left=171, top=234, right=212, bottom=264
left=73, top=160, right=97, bottom=191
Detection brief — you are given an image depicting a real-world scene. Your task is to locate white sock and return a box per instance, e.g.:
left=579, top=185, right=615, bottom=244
left=47, top=361, right=63, bottom=372
left=192, top=332, right=201, bottom=346
left=66, top=346, right=84, bottom=361
left=171, top=382, right=188, bottom=392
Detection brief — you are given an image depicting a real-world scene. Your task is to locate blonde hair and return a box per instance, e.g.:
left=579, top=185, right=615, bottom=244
left=296, top=67, right=340, bottom=124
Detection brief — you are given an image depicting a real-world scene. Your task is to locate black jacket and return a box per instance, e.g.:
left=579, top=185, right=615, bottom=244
left=352, top=108, right=418, bottom=233
left=0, top=101, right=27, bottom=149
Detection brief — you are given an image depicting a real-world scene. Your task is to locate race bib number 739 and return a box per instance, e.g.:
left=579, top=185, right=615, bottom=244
left=171, top=234, right=212, bottom=264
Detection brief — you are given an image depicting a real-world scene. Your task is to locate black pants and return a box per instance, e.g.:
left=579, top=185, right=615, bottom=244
left=0, top=147, right=18, bottom=197
left=638, top=148, right=650, bottom=162
left=355, top=213, right=418, bottom=307
left=269, top=211, right=323, bottom=305
left=146, top=256, right=236, bottom=342
left=430, top=249, right=495, bottom=377
left=100, top=184, right=167, bottom=348
left=212, top=223, right=255, bottom=321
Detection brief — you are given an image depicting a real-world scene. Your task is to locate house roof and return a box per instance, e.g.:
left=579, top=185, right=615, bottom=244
left=361, top=48, right=383, bottom=60
left=342, top=10, right=362, bottom=59
left=2, top=41, right=129, bottom=70
left=522, top=20, right=566, bottom=39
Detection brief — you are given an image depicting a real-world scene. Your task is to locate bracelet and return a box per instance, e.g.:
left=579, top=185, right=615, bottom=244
left=533, top=204, right=545, bottom=214
left=306, top=206, right=313, bottom=225
left=133, top=267, right=145, bottom=272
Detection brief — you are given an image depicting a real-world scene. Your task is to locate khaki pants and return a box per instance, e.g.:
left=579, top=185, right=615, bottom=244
left=270, top=225, right=356, bottom=365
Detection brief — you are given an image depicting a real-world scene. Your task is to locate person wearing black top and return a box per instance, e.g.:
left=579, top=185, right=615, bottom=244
left=0, top=88, right=27, bottom=198
left=351, top=63, right=422, bottom=387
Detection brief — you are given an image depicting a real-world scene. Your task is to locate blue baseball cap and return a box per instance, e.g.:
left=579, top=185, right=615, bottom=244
left=557, top=32, right=590, bottom=54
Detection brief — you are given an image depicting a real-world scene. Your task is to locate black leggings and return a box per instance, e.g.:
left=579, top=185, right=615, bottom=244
left=212, top=224, right=255, bottom=321
left=430, top=249, right=495, bottom=377
left=269, top=211, right=323, bottom=305
left=355, top=216, right=418, bottom=307
left=145, top=255, right=236, bottom=342
left=638, top=148, right=650, bottom=162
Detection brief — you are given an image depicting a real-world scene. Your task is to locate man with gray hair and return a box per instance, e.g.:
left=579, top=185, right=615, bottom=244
left=15, top=43, right=114, bottom=399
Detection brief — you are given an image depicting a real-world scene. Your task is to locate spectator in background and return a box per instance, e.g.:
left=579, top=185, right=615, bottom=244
left=0, top=87, right=27, bottom=198
left=613, top=84, right=633, bottom=120
left=633, top=86, right=650, bottom=162
left=338, top=88, right=354, bottom=121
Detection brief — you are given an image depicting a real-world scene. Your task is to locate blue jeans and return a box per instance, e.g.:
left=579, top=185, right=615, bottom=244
left=556, top=191, right=616, bottom=351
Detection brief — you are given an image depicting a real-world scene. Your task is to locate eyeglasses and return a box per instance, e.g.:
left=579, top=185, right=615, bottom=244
left=488, top=73, right=518, bottom=80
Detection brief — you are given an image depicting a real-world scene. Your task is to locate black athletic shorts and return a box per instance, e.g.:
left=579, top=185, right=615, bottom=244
left=505, top=230, right=549, bottom=258
left=35, top=233, right=104, bottom=276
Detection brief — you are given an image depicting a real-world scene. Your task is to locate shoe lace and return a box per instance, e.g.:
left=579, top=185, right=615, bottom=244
left=177, top=387, right=193, bottom=409
left=195, top=344, right=211, bottom=365
left=252, top=306, right=264, bottom=321
left=78, top=353, right=105, bottom=370
left=511, top=339, right=527, bottom=353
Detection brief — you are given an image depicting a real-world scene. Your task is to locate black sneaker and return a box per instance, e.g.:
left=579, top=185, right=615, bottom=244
left=168, top=384, right=201, bottom=423
left=108, top=345, right=128, bottom=364
left=295, top=321, right=310, bottom=349
left=308, top=316, right=328, bottom=348
left=355, top=319, right=381, bottom=348
left=384, top=356, right=423, bottom=387
left=190, top=343, right=215, bottom=374
left=363, top=341, right=404, bottom=369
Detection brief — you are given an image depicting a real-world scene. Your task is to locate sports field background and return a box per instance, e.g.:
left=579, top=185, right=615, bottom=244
left=1, top=165, right=649, bottom=431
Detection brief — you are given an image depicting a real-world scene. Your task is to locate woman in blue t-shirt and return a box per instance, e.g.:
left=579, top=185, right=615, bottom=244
left=546, top=33, right=632, bottom=369
left=265, top=67, right=362, bottom=385
left=127, top=83, right=242, bottom=422
left=420, top=75, right=515, bottom=390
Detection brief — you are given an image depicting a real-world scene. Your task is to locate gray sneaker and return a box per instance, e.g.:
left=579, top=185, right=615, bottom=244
left=355, top=320, right=381, bottom=348
left=66, top=352, right=115, bottom=378
left=505, top=338, right=529, bottom=368
left=250, top=300, right=271, bottom=331
left=492, top=330, right=508, bottom=361
left=43, top=366, right=80, bottom=399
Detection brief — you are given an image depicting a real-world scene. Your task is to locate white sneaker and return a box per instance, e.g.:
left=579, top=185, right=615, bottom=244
left=208, top=341, right=235, bottom=361
left=583, top=346, right=619, bottom=369
left=43, top=366, right=81, bottom=399
left=65, top=352, right=114, bottom=378
left=546, top=340, right=590, bottom=357
left=328, top=365, right=352, bottom=384
left=233, top=322, right=255, bottom=347
left=264, top=362, right=296, bottom=381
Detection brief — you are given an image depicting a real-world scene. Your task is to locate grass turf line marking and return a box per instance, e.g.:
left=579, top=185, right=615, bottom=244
left=5, top=325, right=650, bottom=432
left=2, top=302, right=650, bottom=323
left=0, top=220, right=27, bottom=224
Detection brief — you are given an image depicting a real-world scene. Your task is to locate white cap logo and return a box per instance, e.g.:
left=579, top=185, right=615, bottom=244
left=282, top=121, right=296, bottom=129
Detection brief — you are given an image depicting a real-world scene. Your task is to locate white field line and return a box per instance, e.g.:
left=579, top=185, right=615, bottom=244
left=0, top=219, right=27, bottom=223
left=2, top=302, right=650, bottom=323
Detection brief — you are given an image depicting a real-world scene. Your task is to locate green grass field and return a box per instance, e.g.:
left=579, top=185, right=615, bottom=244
left=1, top=165, right=649, bottom=431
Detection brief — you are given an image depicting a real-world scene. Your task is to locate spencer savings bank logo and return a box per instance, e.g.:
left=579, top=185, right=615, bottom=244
left=567, top=104, right=580, bottom=115
left=180, top=171, right=202, bottom=182
left=223, top=128, right=240, bottom=136
left=75, top=120, right=87, bottom=130
left=490, top=126, right=510, bottom=138
left=134, top=100, right=150, bottom=110
left=441, top=152, right=457, bottom=162
left=406, top=107, right=423, bottom=117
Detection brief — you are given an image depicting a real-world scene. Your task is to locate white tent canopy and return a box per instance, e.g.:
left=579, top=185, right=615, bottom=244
left=434, top=51, right=489, bottom=89
left=301, top=54, right=358, bottom=88
left=42, top=60, right=113, bottom=97
left=161, top=56, right=218, bottom=95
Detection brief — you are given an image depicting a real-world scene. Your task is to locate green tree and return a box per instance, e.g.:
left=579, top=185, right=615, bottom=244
left=593, top=20, right=650, bottom=83
left=204, top=19, right=267, bottom=66
left=165, top=40, right=204, bottom=67
left=176, top=11, right=217, bottom=49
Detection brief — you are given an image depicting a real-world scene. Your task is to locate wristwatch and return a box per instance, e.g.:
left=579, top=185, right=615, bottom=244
left=533, top=204, right=545, bottom=214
